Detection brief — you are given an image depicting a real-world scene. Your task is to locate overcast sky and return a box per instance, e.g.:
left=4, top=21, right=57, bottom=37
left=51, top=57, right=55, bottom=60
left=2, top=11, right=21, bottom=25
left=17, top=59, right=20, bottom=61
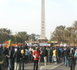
left=0, top=0, right=77, bottom=39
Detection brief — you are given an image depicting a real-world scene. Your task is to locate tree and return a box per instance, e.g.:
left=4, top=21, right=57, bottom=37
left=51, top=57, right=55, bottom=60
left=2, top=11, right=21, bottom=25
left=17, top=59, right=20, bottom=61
left=51, top=25, right=66, bottom=43
left=15, top=32, right=28, bottom=43
left=51, top=21, right=77, bottom=45
left=0, top=28, right=11, bottom=43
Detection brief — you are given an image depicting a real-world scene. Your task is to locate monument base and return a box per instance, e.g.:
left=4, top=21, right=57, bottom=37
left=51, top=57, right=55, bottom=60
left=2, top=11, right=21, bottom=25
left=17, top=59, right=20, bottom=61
left=38, top=37, right=48, bottom=43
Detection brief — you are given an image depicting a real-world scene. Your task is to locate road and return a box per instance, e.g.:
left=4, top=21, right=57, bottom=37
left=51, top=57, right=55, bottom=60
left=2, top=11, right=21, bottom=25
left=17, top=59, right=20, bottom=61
left=24, top=62, right=77, bottom=70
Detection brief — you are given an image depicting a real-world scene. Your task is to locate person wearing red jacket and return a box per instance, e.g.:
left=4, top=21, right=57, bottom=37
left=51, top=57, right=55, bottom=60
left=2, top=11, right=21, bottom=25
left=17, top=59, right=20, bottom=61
left=33, top=47, right=40, bottom=70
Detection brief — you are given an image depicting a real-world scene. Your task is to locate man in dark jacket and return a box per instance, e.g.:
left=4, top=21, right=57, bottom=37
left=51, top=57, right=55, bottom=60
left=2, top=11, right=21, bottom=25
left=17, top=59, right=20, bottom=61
left=69, top=53, right=76, bottom=70
left=0, top=46, right=7, bottom=70
left=13, top=47, right=21, bottom=70
left=43, top=47, right=48, bottom=66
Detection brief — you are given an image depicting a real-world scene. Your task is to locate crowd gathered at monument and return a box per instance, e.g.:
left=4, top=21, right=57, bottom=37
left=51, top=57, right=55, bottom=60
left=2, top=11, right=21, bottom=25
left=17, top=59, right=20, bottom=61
left=0, top=43, right=77, bottom=70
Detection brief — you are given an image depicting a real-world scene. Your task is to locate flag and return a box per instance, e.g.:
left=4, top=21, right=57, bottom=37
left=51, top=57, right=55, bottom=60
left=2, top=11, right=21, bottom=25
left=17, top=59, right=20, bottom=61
left=47, top=40, right=52, bottom=43
left=11, top=44, right=18, bottom=47
left=49, top=40, right=52, bottom=43
left=4, top=40, right=11, bottom=48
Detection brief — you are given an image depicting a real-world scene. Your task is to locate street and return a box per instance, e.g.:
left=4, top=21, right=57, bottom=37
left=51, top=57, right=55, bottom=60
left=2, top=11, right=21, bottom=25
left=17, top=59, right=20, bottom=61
left=24, top=62, right=77, bottom=70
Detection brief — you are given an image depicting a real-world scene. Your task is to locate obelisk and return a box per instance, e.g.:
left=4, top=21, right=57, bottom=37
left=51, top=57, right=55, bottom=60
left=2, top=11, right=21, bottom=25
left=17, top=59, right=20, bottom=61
left=40, top=0, right=46, bottom=40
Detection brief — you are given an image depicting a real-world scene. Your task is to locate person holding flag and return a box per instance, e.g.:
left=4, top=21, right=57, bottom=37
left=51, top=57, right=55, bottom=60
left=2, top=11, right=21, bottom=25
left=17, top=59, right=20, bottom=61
left=4, top=40, right=11, bottom=48
left=4, top=40, right=12, bottom=70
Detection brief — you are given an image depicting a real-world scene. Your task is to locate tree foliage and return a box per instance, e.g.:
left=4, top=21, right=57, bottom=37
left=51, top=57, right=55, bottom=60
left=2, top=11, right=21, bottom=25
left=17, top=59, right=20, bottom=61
left=0, top=28, right=39, bottom=43
left=51, top=21, right=77, bottom=45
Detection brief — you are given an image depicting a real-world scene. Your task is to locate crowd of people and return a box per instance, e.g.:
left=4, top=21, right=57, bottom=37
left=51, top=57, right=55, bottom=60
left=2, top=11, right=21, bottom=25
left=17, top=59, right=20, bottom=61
left=0, top=44, right=77, bottom=70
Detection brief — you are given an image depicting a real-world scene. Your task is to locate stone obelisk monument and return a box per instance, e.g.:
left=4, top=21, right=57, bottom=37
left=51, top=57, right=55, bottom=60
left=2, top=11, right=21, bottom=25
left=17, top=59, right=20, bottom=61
left=40, top=0, right=47, bottom=40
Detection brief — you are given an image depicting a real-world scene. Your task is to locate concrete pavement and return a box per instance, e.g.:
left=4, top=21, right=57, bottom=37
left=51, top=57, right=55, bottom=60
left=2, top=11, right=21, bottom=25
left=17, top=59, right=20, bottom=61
left=52, top=64, right=77, bottom=70
left=24, top=62, right=75, bottom=70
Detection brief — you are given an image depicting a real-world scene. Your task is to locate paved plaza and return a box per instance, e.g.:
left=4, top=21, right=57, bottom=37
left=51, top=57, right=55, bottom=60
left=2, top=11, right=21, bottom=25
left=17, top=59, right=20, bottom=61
left=24, top=62, right=77, bottom=70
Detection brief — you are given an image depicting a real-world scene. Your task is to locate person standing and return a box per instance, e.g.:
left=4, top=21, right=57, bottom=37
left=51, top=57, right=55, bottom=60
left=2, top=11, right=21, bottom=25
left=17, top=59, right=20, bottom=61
left=13, top=47, right=21, bottom=70
left=47, top=47, right=52, bottom=63
left=74, top=48, right=77, bottom=64
left=4, top=47, right=11, bottom=70
left=33, top=47, right=40, bottom=70
left=20, top=47, right=25, bottom=70
left=52, top=48, right=57, bottom=64
left=64, top=47, right=70, bottom=66
left=69, top=51, right=76, bottom=70
left=0, top=46, right=7, bottom=70
left=43, top=47, right=48, bottom=66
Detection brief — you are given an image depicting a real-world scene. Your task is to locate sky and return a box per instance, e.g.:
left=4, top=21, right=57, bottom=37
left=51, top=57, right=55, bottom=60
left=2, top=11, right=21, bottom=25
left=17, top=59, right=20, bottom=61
left=0, top=0, right=77, bottom=39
